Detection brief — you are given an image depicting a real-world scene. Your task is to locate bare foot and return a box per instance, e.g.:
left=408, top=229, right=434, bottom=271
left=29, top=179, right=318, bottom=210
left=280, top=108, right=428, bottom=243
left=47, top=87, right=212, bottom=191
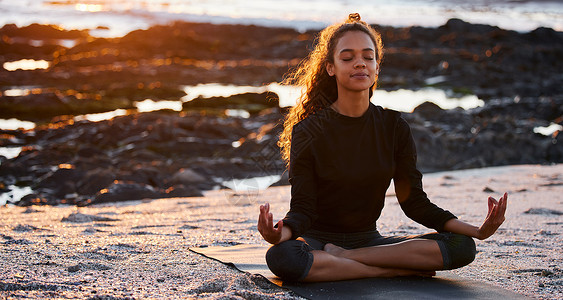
left=324, top=243, right=346, bottom=257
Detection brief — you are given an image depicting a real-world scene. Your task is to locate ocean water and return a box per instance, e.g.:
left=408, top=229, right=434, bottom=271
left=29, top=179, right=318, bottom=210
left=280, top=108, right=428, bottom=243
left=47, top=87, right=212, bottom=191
left=0, top=0, right=561, bottom=38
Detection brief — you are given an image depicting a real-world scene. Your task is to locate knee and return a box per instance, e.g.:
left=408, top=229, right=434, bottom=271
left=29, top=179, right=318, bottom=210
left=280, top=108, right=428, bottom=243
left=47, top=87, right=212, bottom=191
left=266, top=240, right=313, bottom=282
left=445, top=234, right=476, bottom=269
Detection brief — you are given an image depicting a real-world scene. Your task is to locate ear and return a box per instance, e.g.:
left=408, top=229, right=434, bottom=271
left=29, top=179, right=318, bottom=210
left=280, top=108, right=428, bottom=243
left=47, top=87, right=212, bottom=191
left=326, top=62, right=335, bottom=76
left=375, top=63, right=380, bottom=75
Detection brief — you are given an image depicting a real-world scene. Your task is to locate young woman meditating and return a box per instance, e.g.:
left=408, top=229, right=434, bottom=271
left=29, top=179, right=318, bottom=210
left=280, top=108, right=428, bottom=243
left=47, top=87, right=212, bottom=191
left=257, top=13, right=507, bottom=282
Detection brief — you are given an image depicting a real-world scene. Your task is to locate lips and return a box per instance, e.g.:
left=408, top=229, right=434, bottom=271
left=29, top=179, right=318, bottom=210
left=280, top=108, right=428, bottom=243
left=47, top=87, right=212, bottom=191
left=351, top=72, right=369, bottom=78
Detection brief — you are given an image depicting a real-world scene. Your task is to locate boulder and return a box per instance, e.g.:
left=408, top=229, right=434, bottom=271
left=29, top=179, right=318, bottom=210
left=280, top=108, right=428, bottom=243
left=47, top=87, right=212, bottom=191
left=90, top=181, right=162, bottom=204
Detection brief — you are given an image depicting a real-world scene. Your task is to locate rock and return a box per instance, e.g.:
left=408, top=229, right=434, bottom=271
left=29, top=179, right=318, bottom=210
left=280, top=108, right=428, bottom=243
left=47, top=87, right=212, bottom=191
left=61, top=212, right=119, bottom=223
left=163, top=185, right=203, bottom=198
left=12, top=224, right=39, bottom=232
left=1, top=19, right=562, bottom=207
left=483, top=187, right=495, bottom=193
left=0, top=23, right=88, bottom=40
left=182, top=92, right=279, bottom=114
left=17, top=194, right=50, bottom=206
left=171, top=169, right=206, bottom=184
left=90, top=181, right=162, bottom=204
left=0, top=93, right=72, bottom=120
left=524, top=208, right=563, bottom=216
left=412, top=101, right=444, bottom=119
left=77, top=169, right=117, bottom=196
left=35, top=167, right=83, bottom=198
left=67, top=265, right=81, bottom=272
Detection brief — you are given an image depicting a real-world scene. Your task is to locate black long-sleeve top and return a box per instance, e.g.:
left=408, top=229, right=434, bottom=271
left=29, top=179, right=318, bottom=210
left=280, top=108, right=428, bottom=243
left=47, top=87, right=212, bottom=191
left=282, top=102, right=457, bottom=240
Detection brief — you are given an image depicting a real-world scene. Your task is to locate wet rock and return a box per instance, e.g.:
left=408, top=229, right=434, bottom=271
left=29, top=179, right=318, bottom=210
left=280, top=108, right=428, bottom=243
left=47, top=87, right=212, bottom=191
left=0, top=93, right=72, bottom=120
left=77, top=169, right=117, bottom=196
left=163, top=185, right=203, bottom=198
left=34, top=167, right=83, bottom=199
left=17, top=193, right=50, bottom=206
left=412, top=101, right=444, bottom=119
left=1, top=19, right=562, bottom=206
left=90, top=181, right=162, bottom=204
left=170, top=169, right=206, bottom=184
left=183, top=92, right=279, bottom=115
left=0, top=23, right=88, bottom=40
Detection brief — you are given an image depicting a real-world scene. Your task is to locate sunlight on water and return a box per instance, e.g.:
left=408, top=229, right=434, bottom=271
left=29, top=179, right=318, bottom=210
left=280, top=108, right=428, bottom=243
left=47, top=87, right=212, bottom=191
left=135, top=99, right=183, bottom=112
left=1, top=84, right=484, bottom=128
left=74, top=109, right=128, bottom=122
left=182, top=83, right=484, bottom=112
left=2, top=89, right=31, bottom=97
left=373, top=88, right=484, bottom=112
left=0, top=147, right=23, bottom=160
left=182, top=83, right=301, bottom=108
left=182, top=84, right=268, bottom=101
left=0, top=0, right=558, bottom=38
left=222, top=174, right=282, bottom=192
left=0, top=185, right=33, bottom=206
left=225, top=109, right=250, bottom=118
left=3, top=59, right=50, bottom=71
left=0, top=118, right=36, bottom=130
left=534, top=123, right=563, bottom=136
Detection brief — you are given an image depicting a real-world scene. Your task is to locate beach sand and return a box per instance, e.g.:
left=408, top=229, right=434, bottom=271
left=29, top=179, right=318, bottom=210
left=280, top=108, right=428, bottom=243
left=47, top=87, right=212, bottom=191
left=1, top=164, right=561, bottom=299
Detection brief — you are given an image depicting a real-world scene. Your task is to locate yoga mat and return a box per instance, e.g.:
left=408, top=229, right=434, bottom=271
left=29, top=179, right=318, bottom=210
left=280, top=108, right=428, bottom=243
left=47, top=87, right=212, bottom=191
left=190, top=244, right=531, bottom=300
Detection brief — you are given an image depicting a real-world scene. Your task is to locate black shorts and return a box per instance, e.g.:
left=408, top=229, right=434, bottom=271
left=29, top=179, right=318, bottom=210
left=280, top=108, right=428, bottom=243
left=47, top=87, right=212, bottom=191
left=266, top=229, right=476, bottom=282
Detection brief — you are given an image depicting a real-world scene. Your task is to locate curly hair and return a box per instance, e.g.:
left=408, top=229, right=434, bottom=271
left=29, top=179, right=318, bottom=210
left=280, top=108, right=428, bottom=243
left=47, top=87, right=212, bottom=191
left=278, top=13, right=384, bottom=167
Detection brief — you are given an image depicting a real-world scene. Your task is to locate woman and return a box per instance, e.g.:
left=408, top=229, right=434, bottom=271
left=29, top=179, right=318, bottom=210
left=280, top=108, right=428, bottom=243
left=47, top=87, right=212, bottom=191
left=257, top=13, right=507, bottom=282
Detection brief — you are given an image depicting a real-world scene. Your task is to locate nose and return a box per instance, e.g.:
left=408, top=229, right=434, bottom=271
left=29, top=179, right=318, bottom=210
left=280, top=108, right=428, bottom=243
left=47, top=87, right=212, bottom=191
left=354, top=59, right=366, bottom=68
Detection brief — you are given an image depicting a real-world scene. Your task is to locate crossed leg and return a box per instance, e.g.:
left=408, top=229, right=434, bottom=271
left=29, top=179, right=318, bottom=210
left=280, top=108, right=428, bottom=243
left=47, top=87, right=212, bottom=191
left=303, top=239, right=443, bottom=282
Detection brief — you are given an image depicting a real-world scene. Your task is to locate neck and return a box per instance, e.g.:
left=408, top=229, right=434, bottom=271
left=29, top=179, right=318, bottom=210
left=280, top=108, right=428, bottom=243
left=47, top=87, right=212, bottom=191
left=331, top=90, right=370, bottom=117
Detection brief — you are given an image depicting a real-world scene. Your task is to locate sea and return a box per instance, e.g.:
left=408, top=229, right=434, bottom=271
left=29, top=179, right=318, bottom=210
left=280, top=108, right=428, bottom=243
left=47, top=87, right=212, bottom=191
left=0, top=0, right=562, bottom=38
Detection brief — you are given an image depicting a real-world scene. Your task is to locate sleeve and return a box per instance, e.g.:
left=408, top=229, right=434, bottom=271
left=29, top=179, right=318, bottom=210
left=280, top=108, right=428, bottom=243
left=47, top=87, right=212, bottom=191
left=281, top=123, right=318, bottom=239
left=393, top=117, right=457, bottom=232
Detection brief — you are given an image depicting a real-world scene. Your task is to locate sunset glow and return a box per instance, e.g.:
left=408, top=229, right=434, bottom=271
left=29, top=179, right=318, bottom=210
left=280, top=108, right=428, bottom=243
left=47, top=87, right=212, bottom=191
left=75, top=3, right=103, bottom=12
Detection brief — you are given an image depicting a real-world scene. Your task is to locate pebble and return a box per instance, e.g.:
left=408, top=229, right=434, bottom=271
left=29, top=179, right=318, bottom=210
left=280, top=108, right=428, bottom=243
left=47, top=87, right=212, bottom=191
left=67, top=265, right=81, bottom=272
left=483, top=186, right=495, bottom=193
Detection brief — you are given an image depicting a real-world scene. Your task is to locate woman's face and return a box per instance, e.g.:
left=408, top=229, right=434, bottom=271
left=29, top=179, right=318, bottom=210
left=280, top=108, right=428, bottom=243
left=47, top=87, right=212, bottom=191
left=326, top=30, right=379, bottom=94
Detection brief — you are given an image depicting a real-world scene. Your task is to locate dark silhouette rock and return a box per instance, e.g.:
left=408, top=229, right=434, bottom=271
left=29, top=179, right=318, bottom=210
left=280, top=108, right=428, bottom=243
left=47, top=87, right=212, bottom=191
left=89, top=181, right=162, bottom=205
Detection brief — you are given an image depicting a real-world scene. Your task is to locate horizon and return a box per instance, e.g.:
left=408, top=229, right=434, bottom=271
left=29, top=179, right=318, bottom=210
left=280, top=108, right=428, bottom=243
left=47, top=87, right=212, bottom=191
left=1, top=0, right=562, bottom=38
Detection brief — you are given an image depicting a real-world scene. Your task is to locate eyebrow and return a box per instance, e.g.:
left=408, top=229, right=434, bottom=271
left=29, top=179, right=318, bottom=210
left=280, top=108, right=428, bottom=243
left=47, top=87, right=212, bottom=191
left=339, top=48, right=375, bottom=54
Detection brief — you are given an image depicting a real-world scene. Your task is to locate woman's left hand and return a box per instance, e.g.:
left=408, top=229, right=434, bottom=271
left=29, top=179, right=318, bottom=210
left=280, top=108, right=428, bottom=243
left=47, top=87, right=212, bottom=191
left=476, top=192, right=508, bottom=240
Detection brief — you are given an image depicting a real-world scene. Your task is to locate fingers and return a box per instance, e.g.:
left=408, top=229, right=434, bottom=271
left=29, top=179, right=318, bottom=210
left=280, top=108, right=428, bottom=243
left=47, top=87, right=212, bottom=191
left=257, top=203, right=277, bottom=234
left=274, top=220, right=283, bottom=233
left=499, top=192, right=508, bottom=217
left=487, top=197, right=494, bottom=214
left=257, top=203, right=271, bottom=233
left=267, top=212, right=273, bottom=229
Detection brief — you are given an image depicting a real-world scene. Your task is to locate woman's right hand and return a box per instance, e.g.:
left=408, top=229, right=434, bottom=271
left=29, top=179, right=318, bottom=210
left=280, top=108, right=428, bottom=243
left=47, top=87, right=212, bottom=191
left=257, top=203, right=284, bottom=244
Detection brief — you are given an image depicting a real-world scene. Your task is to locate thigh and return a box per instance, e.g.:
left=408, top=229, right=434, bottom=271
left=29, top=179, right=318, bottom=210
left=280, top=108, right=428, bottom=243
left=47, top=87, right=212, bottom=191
left=361, top=232, right=450, bottom=247
left=362, top=232, right=476, bottom=270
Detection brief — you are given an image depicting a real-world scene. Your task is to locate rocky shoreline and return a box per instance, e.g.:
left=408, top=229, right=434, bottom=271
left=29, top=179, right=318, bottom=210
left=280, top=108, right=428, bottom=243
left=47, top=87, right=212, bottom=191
left=1, top=19, right=562, bottom=206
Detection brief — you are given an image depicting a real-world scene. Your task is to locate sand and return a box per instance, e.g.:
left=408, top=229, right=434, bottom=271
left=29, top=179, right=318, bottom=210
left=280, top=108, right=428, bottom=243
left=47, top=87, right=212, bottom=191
left=0, top=164, right=561, bottom=299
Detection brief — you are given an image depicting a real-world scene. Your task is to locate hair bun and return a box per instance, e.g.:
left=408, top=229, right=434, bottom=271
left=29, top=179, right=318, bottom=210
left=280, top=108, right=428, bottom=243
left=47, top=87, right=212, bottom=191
left=348, top=13, right=361, bottom=22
